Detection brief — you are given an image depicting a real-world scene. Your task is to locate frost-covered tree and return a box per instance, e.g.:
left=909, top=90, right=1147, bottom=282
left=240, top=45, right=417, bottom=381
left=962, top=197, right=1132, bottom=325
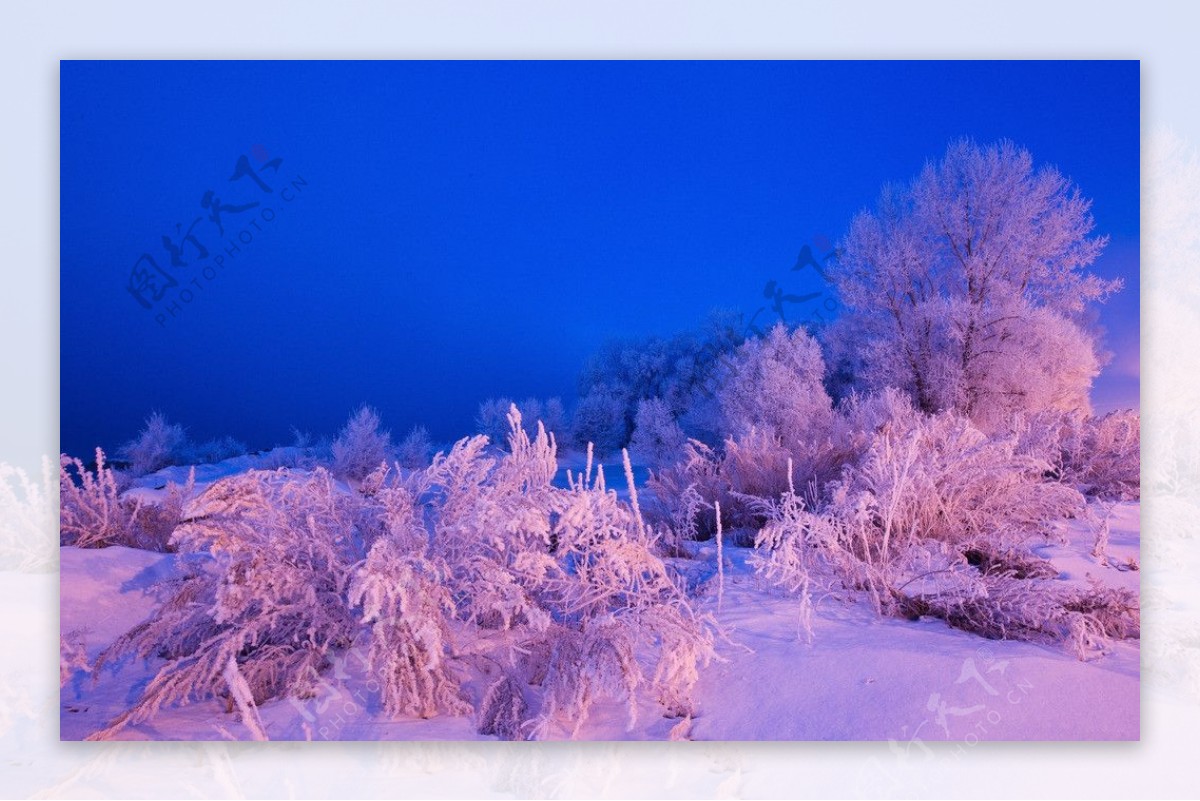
left=575, top=311, right=746, bottom=450
left=629, top=398, right=687, bottom=468
left=541, top=397, right=567, bottom=438
left=476, top=397, right=515, bottom=443
left=332, top=405, right=393, bottom=481
left=829, top=139, right=1119, bottom=428
left=396, top=425, right=434, bottom=469
left=570, top=385, right=628, bottom=456
left=120, top=412, right=187, bottom=475
left=713, top=323, right=832, bottom=449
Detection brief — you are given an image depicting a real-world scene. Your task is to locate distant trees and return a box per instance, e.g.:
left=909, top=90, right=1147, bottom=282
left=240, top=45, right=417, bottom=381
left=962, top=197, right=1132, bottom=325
left=827, top=139, right=1119, bottom=431
left=573, top=312, right=745, bottom=454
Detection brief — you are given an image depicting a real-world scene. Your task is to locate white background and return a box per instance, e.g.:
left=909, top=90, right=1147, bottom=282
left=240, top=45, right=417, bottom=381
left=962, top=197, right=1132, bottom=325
left=2, top=1, right=1197, bottom=797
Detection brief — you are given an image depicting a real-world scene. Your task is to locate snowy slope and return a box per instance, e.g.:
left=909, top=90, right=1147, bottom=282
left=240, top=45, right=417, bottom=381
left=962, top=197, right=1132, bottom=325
left=60, top=502, right=1138, bottom=741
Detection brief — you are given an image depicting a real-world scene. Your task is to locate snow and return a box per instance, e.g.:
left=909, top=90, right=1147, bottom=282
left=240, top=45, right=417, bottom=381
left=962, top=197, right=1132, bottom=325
left=60, top=499, right=1138, bottom=741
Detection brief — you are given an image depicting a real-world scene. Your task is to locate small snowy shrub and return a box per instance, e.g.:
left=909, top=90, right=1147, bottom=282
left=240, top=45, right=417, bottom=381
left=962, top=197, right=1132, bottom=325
left=647, top=428, right=791, bottom=541
left=61, top=449, right=195, bottom=553
left=894, top=572, right=1139, bottom=659
left=59, top=449, right=133, bottom=549
left=629, top=398, right=687, bottom=468
left=332, top=405, right=393, bottom=481
left=89, top=467, right=367, bottom=739
left=120, top=412, right=186, bottom=475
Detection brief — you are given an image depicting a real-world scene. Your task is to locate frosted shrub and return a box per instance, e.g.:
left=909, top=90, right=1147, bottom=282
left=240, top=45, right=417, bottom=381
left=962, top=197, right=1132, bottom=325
left=350, top=536, right=470, bottom=718
left=89, top=467, right=366, bottom=739
left=750, top=410, right=1138, bottom=659
left=1061, top=410, right=1141, bottom=500
left=426, top=407, right=715, bottom=737
left=61, top=449, right=194, bottom=552
left=60, top=449, right=133, bottom=549
left=332, top=405, right=393, bottom=481
left=396, top=425, right=434, bottom=469
left=647, top=428, right=791, bottom=542
left=120, top=412, right=186, bottom=475
left=894, top=572, right=1139, bottom=660
left=831, top=412, right=1084, bottom=558
left=87, top=406, right=717, bottom=740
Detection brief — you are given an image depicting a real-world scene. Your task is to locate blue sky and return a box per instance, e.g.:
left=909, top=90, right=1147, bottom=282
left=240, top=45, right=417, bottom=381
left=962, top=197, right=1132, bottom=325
left=60, top=60, right=1139, bottom=456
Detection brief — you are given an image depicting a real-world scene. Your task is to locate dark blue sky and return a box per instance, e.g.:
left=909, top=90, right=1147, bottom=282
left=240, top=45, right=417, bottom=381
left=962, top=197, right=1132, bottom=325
left=60, top=61, right=1139, bottom=457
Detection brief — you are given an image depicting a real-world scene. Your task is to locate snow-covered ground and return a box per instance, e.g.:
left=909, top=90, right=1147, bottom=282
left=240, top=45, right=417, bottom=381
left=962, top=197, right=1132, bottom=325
left=60, top=475, right=1139, bottom=741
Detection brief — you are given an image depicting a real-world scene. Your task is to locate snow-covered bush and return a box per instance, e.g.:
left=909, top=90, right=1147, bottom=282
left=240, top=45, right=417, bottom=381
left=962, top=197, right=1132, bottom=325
left=629, top=398, right=687, bottom=468
left=120, top=412, right=186, bottom=476
left=90, top=406, right=715, bottom=740
left=396, top=425, right=434, bottom=469
left=893, top=569, right=1139, bottom=660
left=1060, top=410, right=1141, bottom=500
left=747, top=407, right=1139, bottom=659
left=832, top=412, right=1084, bottom=557
left=350, top=536, right=470, bottom=718
left=332, top=405, right=393, bottom=481
left=376, top=406, right=715, bottom=738
left=60, top=449, right=136, bottom=549
left=647, top=426, right=796, bottom=543
left=89, top=467, right=368, bottom=740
